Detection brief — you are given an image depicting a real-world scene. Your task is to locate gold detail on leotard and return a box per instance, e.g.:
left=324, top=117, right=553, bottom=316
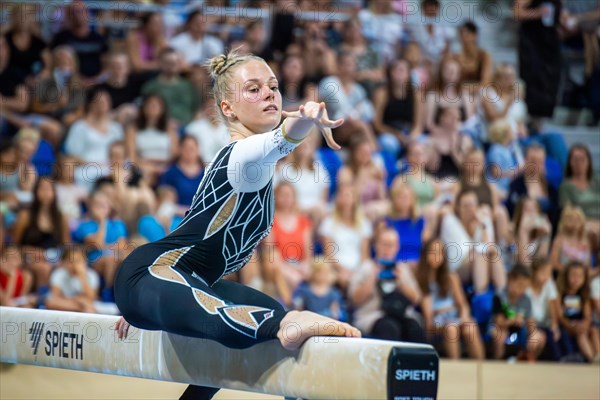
left=193, top=288, right=227, bottom=314
left=149, top=248, right=191, bottom=285
left=223, top=306, right=266, bottom=329
left=206, top=193, right=238, bottom=237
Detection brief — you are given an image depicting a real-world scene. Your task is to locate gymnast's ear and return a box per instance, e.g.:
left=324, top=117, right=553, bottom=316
left=221, top=100, right=236, bottom=120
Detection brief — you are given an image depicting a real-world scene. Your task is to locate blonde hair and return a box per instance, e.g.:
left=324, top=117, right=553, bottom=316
left=488, top=119, right=511, bottom=145
left=309, top=260, right=335, bottom=283
left=206, top=49, right=265, bottom=124
left=389, top=176, right=419, bottom=219
left=558, top=204, right=586, bottom=240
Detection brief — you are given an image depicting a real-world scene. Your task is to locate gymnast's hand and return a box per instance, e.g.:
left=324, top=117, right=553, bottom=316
left=115, top=316, right=131, bottom=340
left=282, top=101, right=344, bottom=150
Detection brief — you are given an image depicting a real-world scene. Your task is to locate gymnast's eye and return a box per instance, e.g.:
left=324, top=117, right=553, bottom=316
left=270, top=86, right=279, bottom=92
left=248, top=87, right=259, bottom=93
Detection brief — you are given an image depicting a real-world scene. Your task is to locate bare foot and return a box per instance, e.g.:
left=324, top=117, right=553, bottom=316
left=277, top=310, right=361, bottom=351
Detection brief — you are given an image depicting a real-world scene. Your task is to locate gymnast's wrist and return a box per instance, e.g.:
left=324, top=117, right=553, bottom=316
left=281, top=118, right=309, bottom=144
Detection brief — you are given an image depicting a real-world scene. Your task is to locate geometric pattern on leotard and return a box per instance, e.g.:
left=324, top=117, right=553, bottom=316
left=147, top=245, right=275, bottom=339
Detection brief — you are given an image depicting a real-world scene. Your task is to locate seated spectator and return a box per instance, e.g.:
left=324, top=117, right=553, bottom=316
left=319, top=51, right=376, bottom=147
left=138, top=185, right=185, bottom=242
left=0, top=35, right=30, bottom=138
left=169, top=10, right=224, bottom=71
left=400, top=142, right=441, bottom=208
left=409, top=0, right=455, bottom=64
left=4, top=4, right=50, bottom=79
left=126, top=93, right=178, bottom=182
left=512, top=197, right=552, bottom=266
left=278, top=54, right=308, bottom=112
left=12, top=177, right=70, bottom=289
left=560, top=144, right=600, bottom=246
left=126, top=12, right=167, bottom=74
left=277, top=133, right=330, bottom=224
left=382, top=179, right=433, bottom=266
left=439, top=189, right=505, bottom=294
left=46, top=246, right=99, bottom=313
left=338, top=17, right=384, bottom=96
left=337, top=136, right=387, bottom=221
left=229, top=20, right=273, bottom=62
left=454, top=148, right=511, bottom=246
left=426, top=105, right=472, bottom=180
left=454, top=21, right=492, bottom=91
left=185, top=96, right=230, bottom=162
left=50, top=1, right=108, bottom=83
left=141, top=47, right=199, bottom=126
left=357, top=0, right=404, bottom=63
left=9, top=129, right=39, bottom=202
left=292, top=260, right=344, bottom=320
left=527, top=257, right=562, bottom=361
left=27, top=46, right=85, bottom=144
left=507, top=143, right=560, bottom=230
left=373, top=59, right=423, bottom=157
left=480, top=64, right=528, bottom=142
left=557, top=261, right=598, bottom=362
left=287, top=21, right=336, bottom=82
left=486, top=119, right=525, bottom=197
left=0, top=141, right=29, bottom=211
left=319, top=184, right=373, bottom=290
left=74, top=190, right=128, bottom=302
left=64, top=88, right=124, bottom=190
left=550, top=205, right=592, bottom=274
left=263, top=182, right=313, bottom=303
left=53, top=155, right=88, bottom=229
left=417, top=239, right=485, bottom=359
left=158, top=135, right=205, bottom=208
left=491, top=265, right=543, bottom=360
left=592, top=275, right=600, bottom=362
left=0, top=245, right=35, bottom=307
left=348, top=227, right=424, bottom=342
left=96, top=52, right=145, bottom=125
left=403, top=41, right=431, bottom=89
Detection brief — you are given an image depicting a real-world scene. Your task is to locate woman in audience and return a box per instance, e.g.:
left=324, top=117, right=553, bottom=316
left=550, top=205, right=593, bottom=274
left=417, top=238, right=485, bottom=359
left=382, top=179, right=433, bottom=267
left=512, top=196, right=553, bottom=265
left=277, top=133, right=330, bottom=225
left=319, top=184, right=373, bottom=291
left=264, top=182, right=313, bottom=306
left=278, top=54, right=308, bottom=112
left=126, top=12, right=167, bottom=73
left=185, top=96, right=230, bottom=163
left=454, top=21, right=492, bottom=91
left=12, top=177, right=70, bottom=289
left=287, top=20, right=336, bottom=82
left=557, top=261, right=597, bottom=362
left=158, top=135, right=205, bottom=208
left=53, top=155, right=88, bottom=229
left=126, top=94, right=178, bottom=183
left=454, top=148, right=512, bottom=246
left=373, top=59, right=422, bottom=157
left=560, top=144, right=600, bottom=246
left=439, top=189, right=505, bottom=294
left=64, top=88, right=124, bottom=190
left=527, top=257, right=562, bottom=360
left=337, top=136, right=388, bottom=221
left=400, top=141, right=442, bottom=208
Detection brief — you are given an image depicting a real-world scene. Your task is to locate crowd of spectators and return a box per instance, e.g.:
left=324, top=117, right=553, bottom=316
left=1, top=0, right=599, bottom=363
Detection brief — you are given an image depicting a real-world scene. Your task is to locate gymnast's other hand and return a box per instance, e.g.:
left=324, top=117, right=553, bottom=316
left=282, top=101, right=344, bottom=150
left=276, top=310, right=361, bottom=351
left=115, top=316, right=131, bottom=340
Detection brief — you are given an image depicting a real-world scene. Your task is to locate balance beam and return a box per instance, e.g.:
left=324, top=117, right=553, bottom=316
left=0, top=307, right=439, bottom=399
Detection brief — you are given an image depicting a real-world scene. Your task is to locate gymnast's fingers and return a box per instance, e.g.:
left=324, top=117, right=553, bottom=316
left=321, top=117, right=344, bottom=129
left=281, top=109, right=301, bottom=119
left=321, top=126, right=341, bottom=150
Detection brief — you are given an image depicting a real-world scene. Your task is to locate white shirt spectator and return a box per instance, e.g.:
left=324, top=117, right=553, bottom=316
left=409, top=23, right=455, bottom=63
left=319, top=76, right=374, bottom=122
left=50, top=267, right=100, bottom=298
left=185, top=117, right=230, bottom=162
left=276, top=161, right=330, bottom=212
left=358, top=9, right=404, bottom=63
left=170, top=33, right=224, bottom=65
left=439, top=212, right=495, bottom=271
left=526, top=279, right=558, bottom=327
left=136, top=128, right=171, bottom=161
left=318, top=214, right=372, bottom=271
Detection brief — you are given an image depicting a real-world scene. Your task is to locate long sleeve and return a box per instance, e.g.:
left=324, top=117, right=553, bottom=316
left=227, top=122, right=304, bottom=193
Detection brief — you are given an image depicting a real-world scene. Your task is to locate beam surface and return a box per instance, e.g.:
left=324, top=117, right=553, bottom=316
left=0, top=307, right=439, bottom=399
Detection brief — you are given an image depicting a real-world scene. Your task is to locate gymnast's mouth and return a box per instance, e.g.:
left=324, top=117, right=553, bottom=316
left=263, top=105, right=278, bottom=112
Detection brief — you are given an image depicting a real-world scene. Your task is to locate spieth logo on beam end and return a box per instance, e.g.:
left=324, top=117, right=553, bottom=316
left=28, top=322, right=84, bottom=360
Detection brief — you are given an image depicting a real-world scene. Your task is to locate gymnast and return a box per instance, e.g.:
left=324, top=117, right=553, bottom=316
left=113, top=51, right=361, bottom=399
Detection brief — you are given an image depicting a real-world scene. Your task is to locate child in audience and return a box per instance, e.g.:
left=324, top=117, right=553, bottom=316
left=491, top=265, right=544, bottom=361
left=46, top=247, right=99, bottom=313
left=0, top=245, right=35, bottom=307
left=526, top=257, right=562, bottom=360
left=557, top=261, right=597, bottom=362
left=417, top=239, right=484, bottom=359
left=292, top=260, right=344, bottom=321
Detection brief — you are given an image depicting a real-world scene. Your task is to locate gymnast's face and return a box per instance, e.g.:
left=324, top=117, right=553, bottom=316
left=226, top=60, right=282, bottom=134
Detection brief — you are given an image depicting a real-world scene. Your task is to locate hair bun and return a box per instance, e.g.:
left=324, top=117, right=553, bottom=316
left=209, top=54, right=229, bottom=78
